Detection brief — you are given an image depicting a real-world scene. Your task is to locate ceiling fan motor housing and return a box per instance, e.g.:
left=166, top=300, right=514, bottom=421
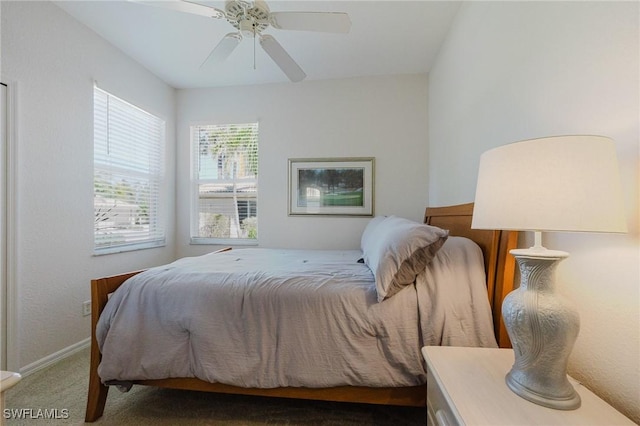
left=225, top=0, right=270, bottom=37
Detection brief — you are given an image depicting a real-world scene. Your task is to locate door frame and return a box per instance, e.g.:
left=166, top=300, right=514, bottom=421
left=1, top=79, right=18, bottom=372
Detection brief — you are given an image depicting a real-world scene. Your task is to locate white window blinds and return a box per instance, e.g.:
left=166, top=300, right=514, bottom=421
left=94, top=87, right=165, bottom=253
left=191, top=123, right=258, bottom=243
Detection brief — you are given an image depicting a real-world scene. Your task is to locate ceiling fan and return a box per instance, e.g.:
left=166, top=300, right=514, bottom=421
left=132, top=0, right=351, bottom=82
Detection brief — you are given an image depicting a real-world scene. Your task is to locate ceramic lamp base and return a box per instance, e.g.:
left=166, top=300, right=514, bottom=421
left=506, top=369, right=581, bottom=410
left=503, top=249, right=581, bottom=410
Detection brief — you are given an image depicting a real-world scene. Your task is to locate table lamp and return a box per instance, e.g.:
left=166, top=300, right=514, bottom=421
left=471, top=135, right=627, bottom=410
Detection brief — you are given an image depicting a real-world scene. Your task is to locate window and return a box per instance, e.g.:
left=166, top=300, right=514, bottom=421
left=93, top=86, right=165, bottom=253
left=191, top=123, right=258, bottom=243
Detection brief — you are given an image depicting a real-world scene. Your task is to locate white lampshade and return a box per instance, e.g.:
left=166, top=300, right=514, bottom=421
left=472, top=135, right=627, bottom=233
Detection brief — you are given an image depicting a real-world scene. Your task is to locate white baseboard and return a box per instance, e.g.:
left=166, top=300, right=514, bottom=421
left=19, top=338, right=90, bottom=377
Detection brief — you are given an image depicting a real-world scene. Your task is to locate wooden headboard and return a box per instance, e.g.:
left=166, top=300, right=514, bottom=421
left=424, top=202, right=517, bottom=348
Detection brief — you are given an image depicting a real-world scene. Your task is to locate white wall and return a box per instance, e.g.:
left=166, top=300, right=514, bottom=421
left=1, top=1, right=176, bottom=369
left=176, top=75, right=429, bottom=257
left=428, top=1, right=639, bottom=422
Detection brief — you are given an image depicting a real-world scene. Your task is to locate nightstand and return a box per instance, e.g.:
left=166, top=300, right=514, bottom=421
left=422, top=346, right=633, bottom=425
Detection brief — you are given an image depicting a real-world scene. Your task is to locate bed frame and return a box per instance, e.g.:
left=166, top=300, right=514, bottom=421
left=85, top=202, right=517, bottom=422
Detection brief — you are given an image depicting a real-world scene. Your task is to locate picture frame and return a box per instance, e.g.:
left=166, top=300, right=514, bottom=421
left=288, top=157, right=374, bottom=216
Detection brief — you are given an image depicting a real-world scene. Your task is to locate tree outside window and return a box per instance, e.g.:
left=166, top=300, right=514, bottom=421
left=191, top=123, right=258, bottom=243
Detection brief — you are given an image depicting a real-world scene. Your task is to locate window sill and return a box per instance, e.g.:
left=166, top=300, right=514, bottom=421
left=93, top=240, right=166, bottom=256
left=190, top=238, right=258, bottom=246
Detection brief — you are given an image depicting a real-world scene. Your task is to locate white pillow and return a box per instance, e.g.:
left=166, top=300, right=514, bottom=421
left=361, top=216, right=449, bottom=302
left=360, top=215, right=387, bottom=252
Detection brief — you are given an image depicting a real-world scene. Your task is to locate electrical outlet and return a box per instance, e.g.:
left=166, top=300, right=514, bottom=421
left=82, top=300, right=91, bottom=317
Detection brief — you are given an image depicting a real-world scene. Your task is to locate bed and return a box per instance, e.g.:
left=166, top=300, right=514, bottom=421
left=85, top=203, right=517, bottom=422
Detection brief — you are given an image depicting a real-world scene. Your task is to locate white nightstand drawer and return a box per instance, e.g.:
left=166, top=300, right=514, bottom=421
left=426, top=358, right=461, bottom=426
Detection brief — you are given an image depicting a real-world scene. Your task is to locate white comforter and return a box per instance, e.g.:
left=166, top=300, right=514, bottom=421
left=97, top=237, right=497, bottom=388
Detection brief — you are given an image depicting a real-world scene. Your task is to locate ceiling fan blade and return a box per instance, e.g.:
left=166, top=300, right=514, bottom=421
left=270, top=12, right=351, bottom=33
left=259, top=35, right=306, bottom=83
left=128, top=0, right=224, bottom=19
left=200, top=33, right=242, bottom=68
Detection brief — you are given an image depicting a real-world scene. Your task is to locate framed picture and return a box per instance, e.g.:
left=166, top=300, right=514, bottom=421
left=288, top=157, right=375, bottom=216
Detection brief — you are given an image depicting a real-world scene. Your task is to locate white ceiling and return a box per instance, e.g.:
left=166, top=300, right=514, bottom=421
left=54, top=0, right=461, bottom=89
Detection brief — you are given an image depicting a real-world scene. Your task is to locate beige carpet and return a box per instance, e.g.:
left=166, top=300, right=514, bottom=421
left=4, top=348, right=425, bottom=425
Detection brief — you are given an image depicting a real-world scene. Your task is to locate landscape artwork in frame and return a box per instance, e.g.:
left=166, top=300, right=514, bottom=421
left=288, top=158, right=374, bottom=216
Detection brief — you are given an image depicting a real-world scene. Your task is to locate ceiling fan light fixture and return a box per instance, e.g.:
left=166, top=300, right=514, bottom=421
left=239, top=19, right=257, bottom=38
